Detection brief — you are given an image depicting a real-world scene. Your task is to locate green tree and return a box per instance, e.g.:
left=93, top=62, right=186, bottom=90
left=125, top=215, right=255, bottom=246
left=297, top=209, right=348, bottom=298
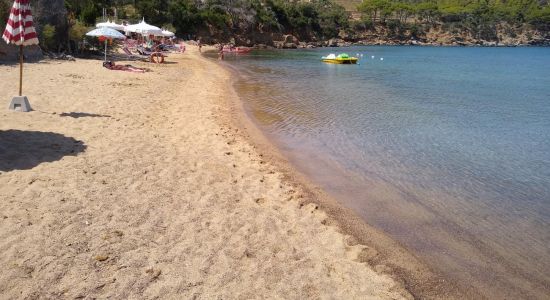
left=135, top=0, right=170, bottom=25
left=169, top=0, right=203, bottom=35
left=80, top=3, right=99, bottom=25
left=358, top=0, right=391, bottom=23
left=415, top=1, right=439, bottom=24
left=317, top=0, right=349, bottom=38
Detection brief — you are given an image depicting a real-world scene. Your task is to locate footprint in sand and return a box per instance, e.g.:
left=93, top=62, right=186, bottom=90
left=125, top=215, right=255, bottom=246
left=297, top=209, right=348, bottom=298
left=255, top=198, right=266, bottom=204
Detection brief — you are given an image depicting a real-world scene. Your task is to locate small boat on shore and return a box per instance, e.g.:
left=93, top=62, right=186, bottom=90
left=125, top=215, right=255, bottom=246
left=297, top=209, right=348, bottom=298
left=322, top=53, right=358, bottom=64
left=222, top=46, right=252, bottom=54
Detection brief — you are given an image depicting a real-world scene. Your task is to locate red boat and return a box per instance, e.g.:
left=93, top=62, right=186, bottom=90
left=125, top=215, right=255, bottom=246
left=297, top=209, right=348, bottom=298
left=222, top=46, right=252, bottom=54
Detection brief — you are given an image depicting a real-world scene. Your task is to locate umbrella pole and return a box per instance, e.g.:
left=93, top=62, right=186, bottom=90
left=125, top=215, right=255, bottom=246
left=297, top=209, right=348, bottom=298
left=104, top=39, right=107, bottom=61
left=19, top=45, right=23, bottom=96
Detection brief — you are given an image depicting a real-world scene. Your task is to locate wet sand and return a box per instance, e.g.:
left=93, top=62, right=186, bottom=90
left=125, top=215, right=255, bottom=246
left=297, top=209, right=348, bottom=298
left=0, top=46, right=426, bottom=298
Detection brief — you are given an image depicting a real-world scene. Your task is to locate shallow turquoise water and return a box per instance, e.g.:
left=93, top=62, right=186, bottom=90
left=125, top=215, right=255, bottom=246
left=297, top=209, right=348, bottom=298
left=221, top=46, right=550, bottom=298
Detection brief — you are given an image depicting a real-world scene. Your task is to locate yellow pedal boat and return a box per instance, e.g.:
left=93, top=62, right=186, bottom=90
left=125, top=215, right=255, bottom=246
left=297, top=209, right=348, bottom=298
left=322, top=53, right=358, bottom=64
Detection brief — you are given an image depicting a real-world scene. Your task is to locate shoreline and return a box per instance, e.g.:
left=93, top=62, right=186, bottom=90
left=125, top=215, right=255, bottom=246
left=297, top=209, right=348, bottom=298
left=255, top=42, right=550, bottom=49
left=209, top=46, right=550, bottom=300
left=204, top=48, right=472, bottom=299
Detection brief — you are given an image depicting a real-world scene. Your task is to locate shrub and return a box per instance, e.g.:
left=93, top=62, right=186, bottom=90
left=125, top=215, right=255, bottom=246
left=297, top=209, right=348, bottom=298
left=409, top=23, right=423, bottom=38
left=527, top=6, right=550, bottom=30
left=69, top=20, right=89, bottom=42
left=41, top=24, right=56, bottom=50
left=386, top=19, right=403, bottom=35
left=352, top=17, right=375, bottom=31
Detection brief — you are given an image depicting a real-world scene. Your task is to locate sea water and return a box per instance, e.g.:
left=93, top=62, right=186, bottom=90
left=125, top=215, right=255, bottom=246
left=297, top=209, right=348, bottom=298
left=219, top=46, right=550, bottom=298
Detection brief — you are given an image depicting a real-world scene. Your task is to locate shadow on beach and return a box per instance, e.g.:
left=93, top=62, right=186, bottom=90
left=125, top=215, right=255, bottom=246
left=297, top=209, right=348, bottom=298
left=0, top=130, right=86, bottom=172
left=59, top=112, right=111, bottom=118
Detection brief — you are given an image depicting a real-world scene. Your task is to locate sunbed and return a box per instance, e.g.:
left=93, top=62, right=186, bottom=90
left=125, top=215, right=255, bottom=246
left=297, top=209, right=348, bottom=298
left=122, top=47, right=149, bottom=62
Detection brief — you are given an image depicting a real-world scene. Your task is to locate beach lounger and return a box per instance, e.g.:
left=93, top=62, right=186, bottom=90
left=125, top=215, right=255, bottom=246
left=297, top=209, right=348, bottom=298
left=136, top=46, right=158, bottom=56
left=137, top=46, right=167, bottom=63
left=122, top=47, right=149, bottom=62
left=124, top=39, right=138, bottom=50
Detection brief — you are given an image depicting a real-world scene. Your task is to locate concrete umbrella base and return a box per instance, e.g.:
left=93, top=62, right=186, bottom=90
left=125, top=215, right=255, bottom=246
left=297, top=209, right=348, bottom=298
left=9, top=96, right=32, bottom=112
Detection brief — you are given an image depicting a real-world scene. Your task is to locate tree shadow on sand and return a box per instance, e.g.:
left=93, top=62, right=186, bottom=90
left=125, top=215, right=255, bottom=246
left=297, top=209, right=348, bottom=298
left=0, top=130, right=86, bottom=172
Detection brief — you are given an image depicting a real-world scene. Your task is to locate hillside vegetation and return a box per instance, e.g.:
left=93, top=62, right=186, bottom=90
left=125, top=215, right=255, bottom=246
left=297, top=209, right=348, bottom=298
left=1, top=0, right=549, bottom=53
left=61, top=0, right=351, bottom=43
left=351, top=0, right=550, bottom=45
left=335, top=0, right=363, bottom=11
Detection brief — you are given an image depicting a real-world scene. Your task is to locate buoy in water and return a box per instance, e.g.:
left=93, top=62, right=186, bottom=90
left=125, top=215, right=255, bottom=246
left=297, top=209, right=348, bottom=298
left=371, top=55, right=375, bottom=59
left=380, top=57, right=384, bottom=61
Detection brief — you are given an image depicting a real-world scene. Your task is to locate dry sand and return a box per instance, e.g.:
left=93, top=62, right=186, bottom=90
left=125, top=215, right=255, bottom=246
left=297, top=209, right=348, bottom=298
left=0, top=46, right=414, bottom=299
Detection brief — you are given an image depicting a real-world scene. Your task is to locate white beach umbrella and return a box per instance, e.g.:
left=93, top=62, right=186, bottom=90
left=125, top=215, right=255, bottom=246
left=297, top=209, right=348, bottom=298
left=125, top=19, right=162, bottom=36
left=161, top=29, right=175, bottom=37
left=96, top=19, right=125, bottom=31
left=95, top=19, right=111, bottom=28
left=95, top=20, right=109, bottom=28
left=109, top=22, right=126, bottom=31
left=86, top=27, right=126, bottom=61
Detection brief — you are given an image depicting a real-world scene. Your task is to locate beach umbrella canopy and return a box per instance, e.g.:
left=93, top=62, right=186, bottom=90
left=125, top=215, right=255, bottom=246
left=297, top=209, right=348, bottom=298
left=86, top=27, right=126, bottom=39
left=125, top=19, right=163, bottom=36
left=161, top=29, right=175, bottom=37
left=86, top=27, right=126, bottom=61
left=96, top=19, right=125, bottom=31
left=2, top=0, right=39, bottom=99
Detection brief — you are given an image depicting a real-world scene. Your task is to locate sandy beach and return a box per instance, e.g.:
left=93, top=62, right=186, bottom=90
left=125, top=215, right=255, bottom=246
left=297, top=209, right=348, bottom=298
left=0, top=46, right=422, bottom=299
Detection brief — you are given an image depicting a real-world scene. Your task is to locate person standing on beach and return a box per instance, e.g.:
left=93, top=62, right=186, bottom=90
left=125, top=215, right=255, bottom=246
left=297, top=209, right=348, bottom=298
left=218, top=44, right=224, bottom=60
left=198, top=39, right=202, bottom=53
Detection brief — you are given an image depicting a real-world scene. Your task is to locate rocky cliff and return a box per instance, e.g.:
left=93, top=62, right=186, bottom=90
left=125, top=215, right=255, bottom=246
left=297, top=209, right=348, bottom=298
left=198, top=24, right=549, bottom=49
left=31, top=0, right=68, bottom=44
left=0, top=0, right=67, bottom=61
left=347, top=23, right=550, bottom=47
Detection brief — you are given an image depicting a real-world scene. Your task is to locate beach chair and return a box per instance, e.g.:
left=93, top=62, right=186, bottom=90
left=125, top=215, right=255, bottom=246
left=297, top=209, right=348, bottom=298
left=136, top=46, right=165, bottom=56
left=158, top=44, right=182, bottom=53
left=122, top=47, right=149, bottom=62
left=137, top=46, right=167, bottom=63
left=124, top=39, right=138, bottom=50
left=136, top=46, right=151, bottom=56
